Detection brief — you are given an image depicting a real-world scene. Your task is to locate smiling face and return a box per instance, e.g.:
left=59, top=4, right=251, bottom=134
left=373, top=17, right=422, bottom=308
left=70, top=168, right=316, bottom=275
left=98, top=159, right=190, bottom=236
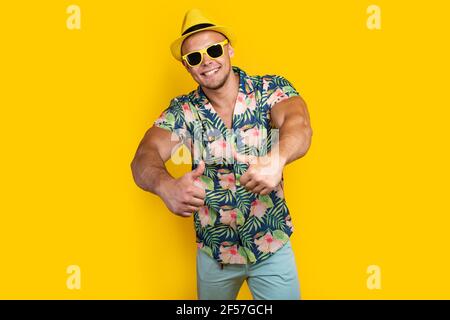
left=181, top=30, right=235, bottom=90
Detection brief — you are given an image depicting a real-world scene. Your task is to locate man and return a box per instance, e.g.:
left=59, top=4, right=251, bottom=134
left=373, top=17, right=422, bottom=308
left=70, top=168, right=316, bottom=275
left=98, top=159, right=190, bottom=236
left=131, top=8, right=313, bottom=300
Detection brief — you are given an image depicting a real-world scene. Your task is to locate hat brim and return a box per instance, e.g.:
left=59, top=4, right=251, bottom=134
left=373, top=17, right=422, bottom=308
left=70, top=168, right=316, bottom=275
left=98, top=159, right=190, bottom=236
left=170, top=25, right=236, bottom=62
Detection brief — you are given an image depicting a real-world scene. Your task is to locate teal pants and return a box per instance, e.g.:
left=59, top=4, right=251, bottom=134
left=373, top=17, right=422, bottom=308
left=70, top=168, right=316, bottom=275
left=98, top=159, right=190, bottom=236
left=196, top=240, right=300, bottom=300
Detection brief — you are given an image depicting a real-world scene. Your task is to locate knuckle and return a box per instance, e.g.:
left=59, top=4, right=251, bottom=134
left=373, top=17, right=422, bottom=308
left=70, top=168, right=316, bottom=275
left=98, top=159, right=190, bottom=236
left=175, top=207, right=183, bottom=215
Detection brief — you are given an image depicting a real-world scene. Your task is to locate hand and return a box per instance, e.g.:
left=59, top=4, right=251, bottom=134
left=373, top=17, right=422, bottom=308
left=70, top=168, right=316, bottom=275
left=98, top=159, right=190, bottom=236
left=159, top=160, right=206, bottom=217
left=233, top=150, right=286, bottom=195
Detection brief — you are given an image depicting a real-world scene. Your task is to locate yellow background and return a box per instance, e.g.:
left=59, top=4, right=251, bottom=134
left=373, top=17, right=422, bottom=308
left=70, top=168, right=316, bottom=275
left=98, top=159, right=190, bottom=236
left=1, top=0, right=449, bottom=299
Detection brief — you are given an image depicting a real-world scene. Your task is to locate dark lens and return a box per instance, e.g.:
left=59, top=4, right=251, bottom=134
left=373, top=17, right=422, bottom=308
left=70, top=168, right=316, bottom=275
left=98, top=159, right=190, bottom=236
left=207, top=44, right=223, bottom=58
left=187, top=52, right=202, bottom=66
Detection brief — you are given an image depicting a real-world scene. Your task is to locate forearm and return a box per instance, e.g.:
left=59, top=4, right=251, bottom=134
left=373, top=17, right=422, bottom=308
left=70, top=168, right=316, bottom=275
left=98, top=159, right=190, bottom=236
left=275, top=116, right=312, bottom=166
left=131, top=149, right=174, bottom=197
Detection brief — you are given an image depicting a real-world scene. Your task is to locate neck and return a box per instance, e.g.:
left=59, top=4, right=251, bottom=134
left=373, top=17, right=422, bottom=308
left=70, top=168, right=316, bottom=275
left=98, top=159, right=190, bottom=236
left=201, top=68, right=240, bottom=109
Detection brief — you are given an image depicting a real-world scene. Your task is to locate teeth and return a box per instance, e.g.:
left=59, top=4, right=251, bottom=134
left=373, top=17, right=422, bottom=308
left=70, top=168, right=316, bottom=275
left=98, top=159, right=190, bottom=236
left=203, top=68, right=219, bottom=76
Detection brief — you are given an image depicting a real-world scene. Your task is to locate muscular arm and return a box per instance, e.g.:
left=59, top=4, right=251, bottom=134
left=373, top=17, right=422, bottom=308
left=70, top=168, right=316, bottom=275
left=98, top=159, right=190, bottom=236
left=236, top=95, right=313, bottom=195
left=270, top=95, right=313, bottom=166
left=130, top=126, right=205, bottom=217
left=130, top=126, right=178, bottom=196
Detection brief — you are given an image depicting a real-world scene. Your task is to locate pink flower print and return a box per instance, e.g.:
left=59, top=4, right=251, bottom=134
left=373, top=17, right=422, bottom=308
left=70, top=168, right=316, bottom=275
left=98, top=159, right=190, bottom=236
left=198, top=206, right=212, bottom=227
left=233, top=92, right=247, bottom=115
left=267, top=88, right=288, bottom=107
left=246, top=92, right=257, bottom=111
left=254, top=232, right=284, bottom=253
left=218, top=172, right=236, bottom=192
left=204, top=102, right=213, bottom=111
left=194, top=175, right=214, bottom=191
left=209, top=138, right=229, bottom=159
left=241, top=126, right=262, bottom=148
left=250, top=199, right=268, bottom=218
left=182, top=103, right=195, bottom=123
left=219, top=244, right=246, bottom=264
left=194, top=177, right=207, bottom=190
left=219, top=208, right=238, bottom=229
left=262, top=79, right=269, bottom=91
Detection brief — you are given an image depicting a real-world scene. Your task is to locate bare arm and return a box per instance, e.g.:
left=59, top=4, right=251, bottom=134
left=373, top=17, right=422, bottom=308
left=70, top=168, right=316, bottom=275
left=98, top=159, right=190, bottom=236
left=130, top=126, right=178, bottom=195
left=130, top=126, right=206, bottom=217
left=235, top=95, right=313, bottom=195
left=270, top=95, right=313, bottom=166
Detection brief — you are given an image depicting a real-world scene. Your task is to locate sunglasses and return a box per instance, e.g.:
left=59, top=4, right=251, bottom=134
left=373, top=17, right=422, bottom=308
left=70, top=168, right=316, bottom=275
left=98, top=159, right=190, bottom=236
left=182, top=39, right=229, bottom=67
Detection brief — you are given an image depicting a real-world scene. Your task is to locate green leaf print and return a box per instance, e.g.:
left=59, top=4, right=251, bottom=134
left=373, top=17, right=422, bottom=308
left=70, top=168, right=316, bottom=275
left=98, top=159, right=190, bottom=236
left=259, top=194, right=274, bottom=208
left=201, top=246, right=213, bottom=258
left=235, top=173, right=241, bottom=186
left=237, top=246, right=249, bottom=263
left=209, top=207, right=217, bottom=226
left=242, top=108, right=253, bottom=123
left=242, top=246, right=256, bottom=263
left=242, top=215, right=262, bottom=233
left=282, top=85, right=298, bottom=97
left=203, top=165, right=217, bottom=180
left=205, top=191, right=221, bottom=211
left=216, top=224, right=236, bottom=239
left=264, top=214, right=284, bottom=230
left=245, top=95, right=251, bottom=106
left=199, top=175, right=214, bottom=190
left=236, top=190, right=250, bottom=213
left=164, top=112, right=175, bottom=127
left=238, top=231, right=254, bottom=249
left=201, top=228, right=220, bottom=252
left=273, top=229, right=289, bottom=243
left=236, top=208, right=245, bottom=226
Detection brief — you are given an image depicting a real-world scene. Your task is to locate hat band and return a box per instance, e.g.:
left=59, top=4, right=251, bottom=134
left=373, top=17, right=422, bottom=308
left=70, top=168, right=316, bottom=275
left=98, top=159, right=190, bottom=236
left=182, top=23, right=215, bottom=36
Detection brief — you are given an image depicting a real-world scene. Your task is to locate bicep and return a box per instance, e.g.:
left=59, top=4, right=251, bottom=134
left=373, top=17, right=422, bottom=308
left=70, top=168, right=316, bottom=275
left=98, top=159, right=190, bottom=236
left=270, top=96, right=311, bottom=129
left=135, top=126, right=184, bottom=163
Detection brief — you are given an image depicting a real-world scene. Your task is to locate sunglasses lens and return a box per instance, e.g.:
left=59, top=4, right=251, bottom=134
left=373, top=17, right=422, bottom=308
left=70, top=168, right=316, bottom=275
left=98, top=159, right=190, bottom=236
left=187, top=52, right=202, bottom=66
left=207, top=44, right=223, bottom=58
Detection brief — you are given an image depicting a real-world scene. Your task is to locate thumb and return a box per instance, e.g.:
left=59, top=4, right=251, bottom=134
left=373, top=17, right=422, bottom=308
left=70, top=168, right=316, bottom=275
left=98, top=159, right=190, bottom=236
left=191, top=160, right=205, bottom=179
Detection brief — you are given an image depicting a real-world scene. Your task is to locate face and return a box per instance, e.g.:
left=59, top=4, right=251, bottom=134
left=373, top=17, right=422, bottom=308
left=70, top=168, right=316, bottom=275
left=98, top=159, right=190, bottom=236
left=181, top=30, right=234, bottom=90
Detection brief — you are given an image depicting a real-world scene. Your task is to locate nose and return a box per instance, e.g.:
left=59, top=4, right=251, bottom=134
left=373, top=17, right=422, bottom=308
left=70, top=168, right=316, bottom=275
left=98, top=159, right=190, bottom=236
left=201, top=52, right=214, bottom=66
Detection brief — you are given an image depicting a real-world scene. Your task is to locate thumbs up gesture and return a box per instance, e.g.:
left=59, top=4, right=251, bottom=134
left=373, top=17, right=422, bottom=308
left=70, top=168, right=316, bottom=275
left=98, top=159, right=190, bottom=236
left=233, top=147, right=286, bottom=195
left=159, top=160, right=206, bottom=217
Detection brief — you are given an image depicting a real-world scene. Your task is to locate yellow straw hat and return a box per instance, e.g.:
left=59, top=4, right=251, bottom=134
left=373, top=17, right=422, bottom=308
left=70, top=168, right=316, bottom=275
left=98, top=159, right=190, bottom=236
left=170, top=8, right=236, bottom=62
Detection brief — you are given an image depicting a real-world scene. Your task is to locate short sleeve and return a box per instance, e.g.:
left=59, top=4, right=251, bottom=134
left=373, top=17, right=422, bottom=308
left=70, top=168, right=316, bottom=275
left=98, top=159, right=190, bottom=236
left=153, top=98, right=187, bottom=132
left=264, top=75, right=300, bottom=109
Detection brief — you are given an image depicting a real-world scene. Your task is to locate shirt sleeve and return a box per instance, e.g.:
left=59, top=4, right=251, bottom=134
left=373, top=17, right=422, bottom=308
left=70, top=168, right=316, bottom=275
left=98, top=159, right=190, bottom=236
left=153, top=98, right=192, bottom=151
left=264, top=75, right=300, bottom=110
left=153, top=98, right=187, bottom=132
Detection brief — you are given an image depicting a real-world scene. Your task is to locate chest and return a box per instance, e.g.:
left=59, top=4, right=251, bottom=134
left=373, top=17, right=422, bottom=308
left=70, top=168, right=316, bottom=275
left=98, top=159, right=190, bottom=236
left=211, top=104, right=234, bottom=130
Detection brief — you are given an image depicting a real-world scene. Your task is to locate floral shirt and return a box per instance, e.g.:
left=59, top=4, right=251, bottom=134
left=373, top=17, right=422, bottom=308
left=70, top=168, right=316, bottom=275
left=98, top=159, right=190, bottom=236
left=153, top=66, right=300, bottom=265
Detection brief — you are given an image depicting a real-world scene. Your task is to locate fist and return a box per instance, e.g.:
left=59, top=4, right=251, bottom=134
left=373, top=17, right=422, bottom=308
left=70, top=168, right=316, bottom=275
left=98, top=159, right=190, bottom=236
left=161, top=160, right=207, bottom=217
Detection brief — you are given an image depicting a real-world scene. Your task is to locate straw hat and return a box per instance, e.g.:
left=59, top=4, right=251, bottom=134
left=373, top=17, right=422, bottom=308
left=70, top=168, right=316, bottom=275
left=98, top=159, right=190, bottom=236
left=170, top=8, right=236, bottom=61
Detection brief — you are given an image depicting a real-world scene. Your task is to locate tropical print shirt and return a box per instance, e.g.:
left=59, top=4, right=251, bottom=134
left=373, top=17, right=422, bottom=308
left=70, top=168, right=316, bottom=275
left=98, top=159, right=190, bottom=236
left=153, top=66, right=300, bottom=265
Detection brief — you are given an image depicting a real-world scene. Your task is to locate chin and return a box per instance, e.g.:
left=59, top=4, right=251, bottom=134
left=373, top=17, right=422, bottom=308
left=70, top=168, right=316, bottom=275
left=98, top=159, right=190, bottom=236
left=200, top=69, right=229, bottom=89
left=203, top=78, right=226, bottom=90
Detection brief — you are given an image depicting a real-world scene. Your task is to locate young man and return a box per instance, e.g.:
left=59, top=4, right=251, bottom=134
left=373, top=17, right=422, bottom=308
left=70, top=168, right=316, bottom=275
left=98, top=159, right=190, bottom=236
left=131, top=8, right=313, bottom=300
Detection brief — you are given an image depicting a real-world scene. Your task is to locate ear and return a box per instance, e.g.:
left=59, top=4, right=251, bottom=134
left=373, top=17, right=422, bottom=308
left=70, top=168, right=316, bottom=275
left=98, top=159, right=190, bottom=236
left=228, top=44, right=235, bottom=58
